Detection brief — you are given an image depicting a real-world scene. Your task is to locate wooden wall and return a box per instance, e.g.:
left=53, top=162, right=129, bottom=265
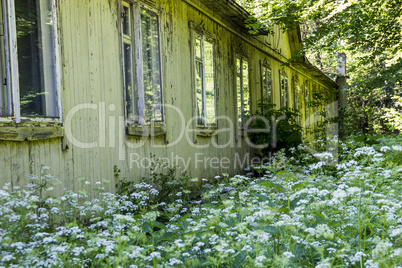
left=0, top=0, right=337, bottom=194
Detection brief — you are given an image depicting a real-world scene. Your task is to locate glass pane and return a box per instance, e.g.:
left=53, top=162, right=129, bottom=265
left=295, top=84, right=301, bottom=111
left=305, top=86, right=310, bottom=126
left=236, top=58, right=241, bottom=75
left=281, top=77, right=288, bottom=108
left=195, top=37, right=201, bottom=59
left=0, top=6, right=9, bottom=116
left=16, top=0, right=58, bottom=117
left=196, top=61, right=203, bottom=125
left=285, top=79, right=288, bottom=107
left=122, top=4, right=130, bottom=36
left=243, top=60, right=250, bottom=124
left=263, top=67, right=272, bottom=103
left=204, top=40, right=215, bottom=124
left=312, top=85, right=317, bottom=127
left=281, top=78, right=284, bottom=107
left=295, top=84, right=301, bottom=124
left=124, top=43, right=134, bottom=120
left=141, top=8, right=163, bottom=122
left=236, top=76, right=241, bottom=126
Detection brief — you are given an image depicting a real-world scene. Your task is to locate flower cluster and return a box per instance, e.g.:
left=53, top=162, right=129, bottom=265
left=0, top=137, right=402, bottom=267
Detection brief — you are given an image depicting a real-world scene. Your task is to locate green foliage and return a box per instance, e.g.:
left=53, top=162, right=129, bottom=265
left=116, top=154, right=180, bottom=201
left=383, top=96, right=402, bottom=134
left=309, top=89, right=332, bottom=140
left=237, top=0, right=402, bottom=86
left=237, top=0, right=402, bottom=136
left=353, top=134, right=383, bottom=146
left=3, top=138, right=402, bottom=267
left=116, top=155, right=204, bottom=221
left=250, top=99, right=303, bottom=155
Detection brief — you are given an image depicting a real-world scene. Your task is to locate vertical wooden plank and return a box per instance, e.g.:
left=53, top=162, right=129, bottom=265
left=134, top=3, right=145, bottom=125
left=58, top=0, right=75, bottom=192
left=4, top=0, right=20, bottom=122
left=52, top=0, right=64, bottom=120
left=88, top=0, right=99, bottom=189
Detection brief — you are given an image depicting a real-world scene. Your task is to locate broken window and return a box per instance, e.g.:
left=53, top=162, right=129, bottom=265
left=236, top=56, right=250, bottom=128
left=294, top=80, right=302, bottom=125
left=261, top=65, right=272, bottom=104
left=194, top=32, right=215, bottom=127
left=305, top=83, right=311, bottom=128
left=122, top=2, right=163, bottom=125
left=280, top=71, right=289, bottom=108
left=0, top=0, right=61, bottom=120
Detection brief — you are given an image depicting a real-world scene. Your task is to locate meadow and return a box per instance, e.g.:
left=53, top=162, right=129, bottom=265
left=1, top=136, right=402, bottom=267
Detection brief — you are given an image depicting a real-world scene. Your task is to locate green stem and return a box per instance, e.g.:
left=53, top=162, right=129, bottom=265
left=277, top=234, right=280, bottom=255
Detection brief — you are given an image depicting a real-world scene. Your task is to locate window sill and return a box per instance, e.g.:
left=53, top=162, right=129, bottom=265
left=0, top=121, right=64, bottom=141
left=196, top=126, right=217, bottom=137
left=127, top=123, right=167, bottom=137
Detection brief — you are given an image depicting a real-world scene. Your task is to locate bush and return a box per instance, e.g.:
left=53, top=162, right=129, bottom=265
left=250, top=100, right=302, bottom=156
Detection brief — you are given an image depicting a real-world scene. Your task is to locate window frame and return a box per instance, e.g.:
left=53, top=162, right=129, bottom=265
left=260, top=60, right=273, bottom=114
left=0, top=0, right=62, bottom=124
left=304, top=82, right=312, bottom=130
left=293, top=76, right=302, bottom=125
left=280, top=69, right=289, bottom=108
left=236, top=55, right=250, bottom=130
left=312, top=84, right=321, bottom=128
left=121, top=1, right=165, bottom=129
left=191, top=29, right=216, bottom=128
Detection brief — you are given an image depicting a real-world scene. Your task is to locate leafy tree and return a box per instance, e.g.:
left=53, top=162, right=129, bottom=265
left=237, top=0, right=402, bottom=135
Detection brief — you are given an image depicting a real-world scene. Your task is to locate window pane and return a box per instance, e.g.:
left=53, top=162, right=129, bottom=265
left=243, top=60, right=250, bottom=124
left=236, top=76, right=241, bottom=126
left=195, top=37, right=201, bottom=59
left=315, top=103, right=320, bottom=127
left=281, top=76, right=288, bottom=108
left=295, top=83, right=301, bottom=124
left=236, top=58, right=241, bottom=75
left=196, top=61, right=203, bottom=125
left=122, top=5, right=130, bottom=36
left=313, top=86, right=320, bottom=127
left=204, top=40, right=215, bottom=124
left=0, top=6, right=9, bottom=116
left=141, top=9, right=162, bottom=122
left=263, top=67, right=272, bottom=103
left=16, top=0, right=58, bottom=117
left=295, top=84, right=301, bottom=111
left=124, top=43, right=134, bottom=120
left=305, top=85, right=310, bottom=127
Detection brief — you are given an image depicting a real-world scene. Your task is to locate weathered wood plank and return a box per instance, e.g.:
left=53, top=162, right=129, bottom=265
left=0, top=0, right=338, bottom=192
left=0, top=127, right=64, bottom=141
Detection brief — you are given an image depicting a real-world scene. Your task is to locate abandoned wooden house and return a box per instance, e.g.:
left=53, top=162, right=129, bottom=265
left=0, top=0, right=338, bottom=193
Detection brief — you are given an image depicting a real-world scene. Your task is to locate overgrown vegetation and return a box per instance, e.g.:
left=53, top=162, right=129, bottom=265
left=236, top=0, right=402, bottom=136
left=2, top=137, right=402, bottom=267
left=250, top=100, right=302, bottom=155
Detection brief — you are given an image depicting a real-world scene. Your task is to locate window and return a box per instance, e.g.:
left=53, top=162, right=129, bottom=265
left=294, top=80, right=301, bottom=125
left=236, top=56, right=250, bottom=129
left=261, top=64, right=272, bottom=104
left=313, top=85, right=321, bottom=128
left=194, top=32, right=215, bottom=127
left=122, top=2, right=163, bottom=125
left=304, top=83, right=311, bottom=128
left=280, top=71, right=289, bottom=108
left=0, top=0, right=61, bottom=122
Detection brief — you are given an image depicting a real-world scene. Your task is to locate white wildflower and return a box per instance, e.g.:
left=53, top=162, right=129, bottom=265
left=283, top=251, right=295, bottom=258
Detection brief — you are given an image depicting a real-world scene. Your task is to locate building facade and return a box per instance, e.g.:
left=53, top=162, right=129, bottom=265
left=0, top=0, right=338, bottom=193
